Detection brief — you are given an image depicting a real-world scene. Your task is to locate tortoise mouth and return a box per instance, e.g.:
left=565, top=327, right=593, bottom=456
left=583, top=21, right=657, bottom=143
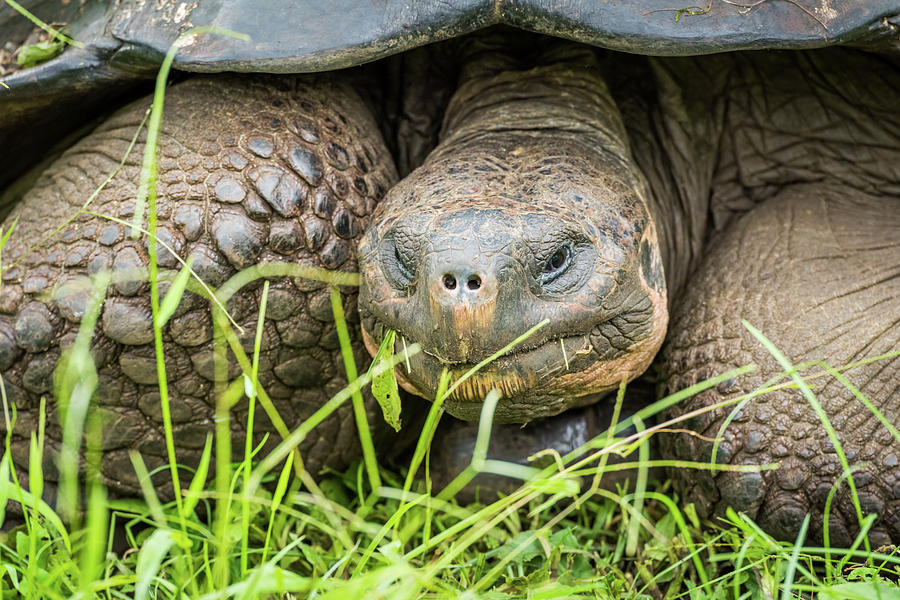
left=360, top=311, right=603, bottom=422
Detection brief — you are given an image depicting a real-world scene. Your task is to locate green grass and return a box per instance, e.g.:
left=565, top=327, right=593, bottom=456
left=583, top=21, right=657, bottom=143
left=3, top=329, right=900, bottom=599
left=1, top=13, right=900, bottom=600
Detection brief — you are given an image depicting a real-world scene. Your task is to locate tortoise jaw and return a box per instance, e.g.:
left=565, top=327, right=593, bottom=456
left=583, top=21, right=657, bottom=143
left=360, top=320, right=599, bottom=421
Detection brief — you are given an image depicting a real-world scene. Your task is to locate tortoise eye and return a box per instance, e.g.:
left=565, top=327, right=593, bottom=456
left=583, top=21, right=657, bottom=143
left=394, top=244, right=412, bottom=277
left=547, top=249, right=567, bottom=271
left=542, top=246, right=571, bottom=282
left=379, top=229, right=418, bottom=293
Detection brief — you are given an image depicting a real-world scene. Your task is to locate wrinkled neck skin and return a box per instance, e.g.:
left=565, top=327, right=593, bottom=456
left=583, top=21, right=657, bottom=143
left=358, top=42, right=669, bottom=423
left=440, top=43, right=628, bottom=160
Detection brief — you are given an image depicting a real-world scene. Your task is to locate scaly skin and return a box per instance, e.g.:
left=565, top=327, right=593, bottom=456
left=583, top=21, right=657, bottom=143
left=650, top=48, right=900, bottom=544
left=0, top=75, right=398, bottom=498
left=661, top=187, right=900, bottom=546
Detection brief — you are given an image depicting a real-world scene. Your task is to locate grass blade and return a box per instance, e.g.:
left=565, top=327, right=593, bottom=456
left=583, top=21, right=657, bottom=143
left=3, top=0, right=83, bottom=47
left=135, top=529, right=177, bottom=600
left=183, top=434, right=213, bottom=516
left=781, top=512, right=810, bottom=600
left=330, top=285, right=381, bottom=494
left=743, top=321, right=871, bottom=556
left=157, top=257, right=194, bottom=327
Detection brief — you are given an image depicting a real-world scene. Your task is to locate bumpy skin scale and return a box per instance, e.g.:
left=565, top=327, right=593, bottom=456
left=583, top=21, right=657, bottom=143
left=652, top=49, right=900, bottom=544
left=661, top=188, right=900, bottom=545
left=0, top=76, right=398, bottom=497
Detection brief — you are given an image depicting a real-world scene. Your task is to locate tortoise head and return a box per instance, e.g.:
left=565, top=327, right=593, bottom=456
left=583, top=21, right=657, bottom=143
left=358, top=132, right=667, bottom=423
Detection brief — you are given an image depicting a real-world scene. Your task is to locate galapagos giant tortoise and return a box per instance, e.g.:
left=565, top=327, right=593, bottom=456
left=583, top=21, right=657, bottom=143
left=1, top=0, right=900, bottom=545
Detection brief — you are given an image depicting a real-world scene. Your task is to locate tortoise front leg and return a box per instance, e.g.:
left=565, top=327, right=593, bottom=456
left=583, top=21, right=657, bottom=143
left=0, top=74, right=400, bottom=500
left=660, top=186, right=900, bottom=545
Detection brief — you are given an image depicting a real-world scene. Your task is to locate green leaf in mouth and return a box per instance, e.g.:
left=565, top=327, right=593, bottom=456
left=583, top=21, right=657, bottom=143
left=371, top=328, right=402, bottom=431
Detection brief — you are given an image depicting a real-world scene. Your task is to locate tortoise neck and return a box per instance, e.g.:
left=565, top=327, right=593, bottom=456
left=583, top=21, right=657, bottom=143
left=439, top=41, right=630, bottom=163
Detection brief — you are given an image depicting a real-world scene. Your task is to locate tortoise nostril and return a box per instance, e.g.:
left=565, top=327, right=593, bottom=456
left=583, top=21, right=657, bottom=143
left=442, top=273, right=457, bottom=290
left=467, top=275, right=482, bottom=290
